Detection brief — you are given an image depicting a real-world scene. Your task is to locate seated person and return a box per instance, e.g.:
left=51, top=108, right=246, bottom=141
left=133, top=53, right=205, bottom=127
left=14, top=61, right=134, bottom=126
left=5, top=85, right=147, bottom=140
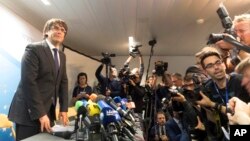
left=149, top=111, right=169, bottom=141
left=71, top=72, right=92, bottom=105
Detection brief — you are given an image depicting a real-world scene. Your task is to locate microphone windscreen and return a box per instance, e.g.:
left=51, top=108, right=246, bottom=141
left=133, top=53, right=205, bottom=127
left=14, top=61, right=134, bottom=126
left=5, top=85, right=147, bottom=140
left=75, top=101, right=83, bottom=111
left=77, top=106, right=88, bottom=117
left=81, top=99, right=88, bottom=107
left=89, top=93, right=98, bottom=102
left=87, top=102, right=101, bottom=116
left=113, top=96, right=122, bottom=104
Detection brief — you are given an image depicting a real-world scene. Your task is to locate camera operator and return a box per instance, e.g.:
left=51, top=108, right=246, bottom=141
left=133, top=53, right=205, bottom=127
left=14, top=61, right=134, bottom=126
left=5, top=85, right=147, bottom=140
left=95, top=63, right=125, bottom=98
left=231, top=14, right=250, bottom=60
left=196, top=51, right=250, bottom=141
left=165, top=92, right=198, bottom=141
left=123, top=49, right=144, bottom=82
left=127, top=70, right=146, bottom=114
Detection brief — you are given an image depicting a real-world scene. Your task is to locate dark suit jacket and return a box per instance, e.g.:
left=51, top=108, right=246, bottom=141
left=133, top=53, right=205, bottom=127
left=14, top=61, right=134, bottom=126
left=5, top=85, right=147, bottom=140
left=8, top=40, right=68, bottom=126
left=166, top=118, right=190, bottom=141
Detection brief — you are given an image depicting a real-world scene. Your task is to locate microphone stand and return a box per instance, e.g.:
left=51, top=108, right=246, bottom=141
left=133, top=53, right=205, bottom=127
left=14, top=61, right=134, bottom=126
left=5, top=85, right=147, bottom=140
left=144, top=39, right=156, bottom=141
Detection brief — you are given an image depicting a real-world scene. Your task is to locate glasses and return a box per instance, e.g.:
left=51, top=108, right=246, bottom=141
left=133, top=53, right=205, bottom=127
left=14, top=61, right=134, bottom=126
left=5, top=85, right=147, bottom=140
left=204, top=60, right=223, bottom=69
left=51, top=25, right=66, bottom=33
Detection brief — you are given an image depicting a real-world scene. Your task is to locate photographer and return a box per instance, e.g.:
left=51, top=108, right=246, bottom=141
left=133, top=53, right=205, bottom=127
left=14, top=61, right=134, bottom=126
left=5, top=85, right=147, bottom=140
left=166, top=93, right=198, bottom=141
left=127, top=70, right=146, bottom=114
left=95, top=63, right=125, bottom=98
left=233, top=14, right=250, bottom=59
left=123, top=49, right=144, bottom=82
left=196, top=51, right=250, bottom=140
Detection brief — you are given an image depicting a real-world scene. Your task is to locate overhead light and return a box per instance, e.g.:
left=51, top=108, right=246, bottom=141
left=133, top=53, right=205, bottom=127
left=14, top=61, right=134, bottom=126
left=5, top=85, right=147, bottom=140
left=196, top=18, right=205, bottom=24
left=41, top=0, right=51, bottom=6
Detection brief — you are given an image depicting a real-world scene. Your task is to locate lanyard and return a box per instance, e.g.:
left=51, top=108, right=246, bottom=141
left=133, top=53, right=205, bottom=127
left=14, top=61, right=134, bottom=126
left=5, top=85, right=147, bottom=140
left=213, top=78, right=229, bottom=105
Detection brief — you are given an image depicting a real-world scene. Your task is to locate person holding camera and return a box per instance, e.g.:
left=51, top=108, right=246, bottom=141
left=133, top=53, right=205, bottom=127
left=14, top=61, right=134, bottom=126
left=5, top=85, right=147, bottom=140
left=71, top=72, right=92, bottom=105
left=196, top=51, right=250, bottom=140
left=165, top=92, right=197, bottom=141
left=233, top=14, right=250, bottom=60
left=95, top=63, right=125, bottom=98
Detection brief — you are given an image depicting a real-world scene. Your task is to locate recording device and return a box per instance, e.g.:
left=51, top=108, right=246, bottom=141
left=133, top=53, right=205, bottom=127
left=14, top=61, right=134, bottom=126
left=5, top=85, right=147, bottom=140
left=207, top=4, right=235, bottom=44
left=96, top=95, right=136, bottom=141
left=207, top=4, right=241, bottom=67
left=154, top=61, right=168, bottom=76
left=118, top=67, right=136, bottom=84
left=74, top=101, right=92, bottom=141
left=101, top=52, right=116, bottom=65
left=106, top=96, right=135, bottom=122
left=113, top=96, right=127, bottom=110
left=129, top=44, right=142, bottom=57
left=169, top=86, right=179, bottom=97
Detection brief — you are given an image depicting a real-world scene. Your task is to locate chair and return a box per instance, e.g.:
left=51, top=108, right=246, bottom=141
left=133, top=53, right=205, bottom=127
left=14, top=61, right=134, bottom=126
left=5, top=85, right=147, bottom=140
left=0, top=114, right=16, bottom=139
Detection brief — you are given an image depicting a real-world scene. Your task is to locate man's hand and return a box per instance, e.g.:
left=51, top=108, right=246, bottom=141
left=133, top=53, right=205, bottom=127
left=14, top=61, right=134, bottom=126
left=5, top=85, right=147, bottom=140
left=58, top=112, right=69, bottom=126
left=160, top=135, right=169, bottom=141
left=39, top=115, right=52, bottom=132
left=196, top=92, right=215, bottom=108
left=227, top=97, right=250, bottom=125
left=171, top=93, right=186, bottom=103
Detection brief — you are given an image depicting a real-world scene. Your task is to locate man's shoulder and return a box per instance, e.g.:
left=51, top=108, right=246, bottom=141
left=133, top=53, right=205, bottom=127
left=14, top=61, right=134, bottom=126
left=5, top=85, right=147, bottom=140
left=27, top=40, right=46, bottom=48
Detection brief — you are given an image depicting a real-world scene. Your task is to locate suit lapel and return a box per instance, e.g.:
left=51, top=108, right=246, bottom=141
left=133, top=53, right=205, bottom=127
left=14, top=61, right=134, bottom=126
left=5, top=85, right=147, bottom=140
left=42, top=40, right=57, bottom=79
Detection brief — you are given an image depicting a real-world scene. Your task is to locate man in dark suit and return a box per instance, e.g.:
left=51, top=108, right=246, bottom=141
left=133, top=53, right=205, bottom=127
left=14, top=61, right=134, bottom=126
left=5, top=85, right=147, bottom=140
left=8, top=18, right=69, bottom=141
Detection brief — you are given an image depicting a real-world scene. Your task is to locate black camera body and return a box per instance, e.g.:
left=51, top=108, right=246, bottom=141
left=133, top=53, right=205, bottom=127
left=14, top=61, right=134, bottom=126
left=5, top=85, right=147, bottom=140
left=118, top=67, right=136, bottom=84
left=207, top=5, right=235, bottom=45
left=155, top=61, right=168, bottom=76
left=101, top=52, right=115, bottom=65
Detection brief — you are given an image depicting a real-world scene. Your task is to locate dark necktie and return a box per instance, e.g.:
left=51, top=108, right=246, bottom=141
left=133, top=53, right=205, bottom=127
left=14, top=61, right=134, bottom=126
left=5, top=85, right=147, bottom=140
left=53, top=48, right=59, bottom=72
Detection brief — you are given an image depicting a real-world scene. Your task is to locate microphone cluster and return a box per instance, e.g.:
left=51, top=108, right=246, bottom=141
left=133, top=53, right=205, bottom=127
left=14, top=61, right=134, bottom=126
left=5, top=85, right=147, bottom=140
left=74, top=94, right=137, bottom=141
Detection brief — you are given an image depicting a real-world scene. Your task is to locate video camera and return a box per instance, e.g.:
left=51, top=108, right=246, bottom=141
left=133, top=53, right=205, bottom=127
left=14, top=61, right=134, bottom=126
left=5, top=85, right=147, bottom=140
left=129, top=44, right=142, bottom=57
left=101, top=52, right=116, bottom=65
left=207, top=4, right=235, bottom=45
left=118, top=67, right=136, bottom=84
left=154, top=61, right=168, bottom=76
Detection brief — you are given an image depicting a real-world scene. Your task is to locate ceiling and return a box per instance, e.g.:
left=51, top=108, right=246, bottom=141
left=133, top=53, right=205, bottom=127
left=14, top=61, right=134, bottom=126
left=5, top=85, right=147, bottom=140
left=1, top=0, right=250, bottom=56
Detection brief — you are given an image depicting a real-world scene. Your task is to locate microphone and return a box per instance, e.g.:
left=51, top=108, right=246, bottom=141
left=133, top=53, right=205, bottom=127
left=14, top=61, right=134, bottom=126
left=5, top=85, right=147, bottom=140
left=89, top=93, right=98, bottom=102
left=86, top=100, right=101, bottom=116
left=113, top=96, right=127, bottom=110
left=96, top=95, right=121, bottom=126
left=105, top=96, right=135, bottom=122
left=74, top=101, right=91, bottom=129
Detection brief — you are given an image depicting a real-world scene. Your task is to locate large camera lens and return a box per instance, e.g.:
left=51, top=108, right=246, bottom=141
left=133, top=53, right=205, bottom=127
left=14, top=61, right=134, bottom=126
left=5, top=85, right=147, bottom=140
left=207, top=33, right=224, bottom=45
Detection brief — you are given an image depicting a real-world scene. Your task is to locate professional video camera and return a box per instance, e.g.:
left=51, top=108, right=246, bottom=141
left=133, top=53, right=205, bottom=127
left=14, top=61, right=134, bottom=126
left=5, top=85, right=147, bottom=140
left=101, top=52, right=116, bottom=65
left=129, top=44, right=142, bottom=57
left=154, top=61, right=168, bottom=76
left=207, top=4, right=236, bottom=44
